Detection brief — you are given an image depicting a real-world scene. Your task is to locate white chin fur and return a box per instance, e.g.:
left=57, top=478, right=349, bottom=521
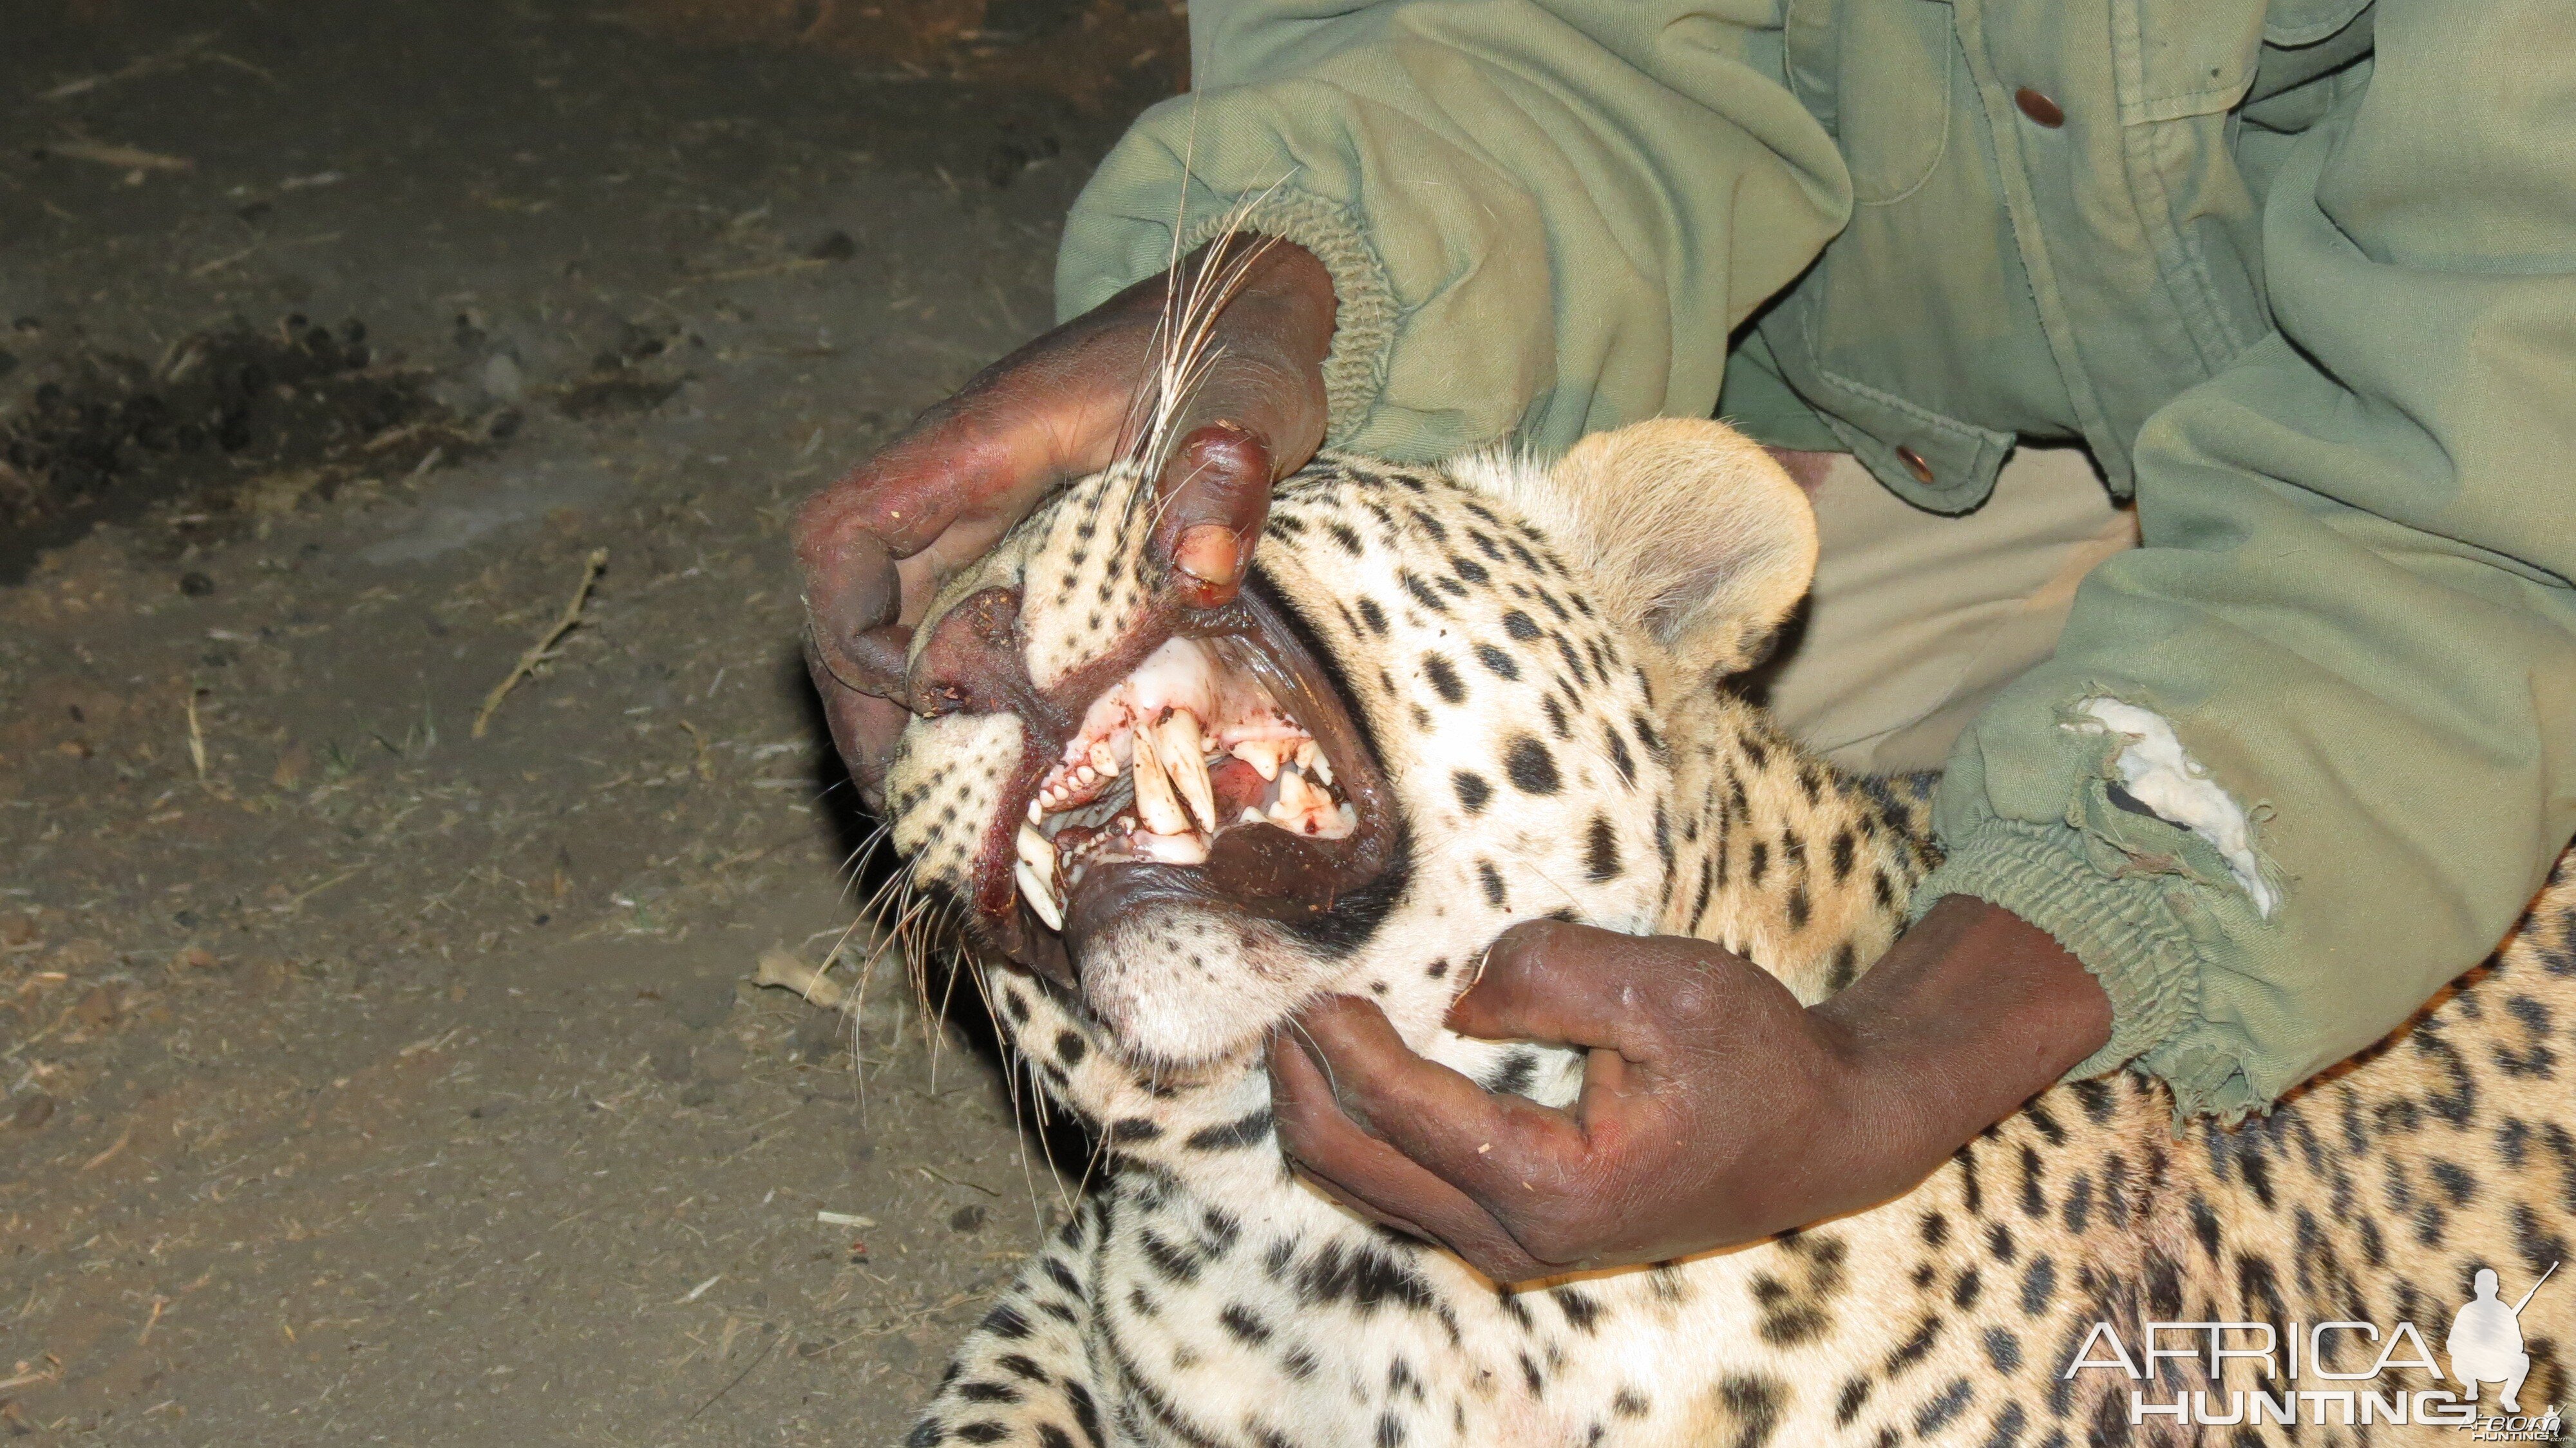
left=1075, top=907, right=1315, bottom=1067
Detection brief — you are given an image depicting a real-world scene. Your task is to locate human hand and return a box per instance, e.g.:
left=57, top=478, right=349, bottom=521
left=793, top=236, right=1336, bottom=805
left=1265, top=897, right=2111, bottom=1281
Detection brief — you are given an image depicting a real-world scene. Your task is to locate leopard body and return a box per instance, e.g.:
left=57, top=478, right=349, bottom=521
left=880, top=421, right=2576, bottom=1447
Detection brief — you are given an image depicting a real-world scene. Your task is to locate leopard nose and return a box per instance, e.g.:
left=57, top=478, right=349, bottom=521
left=905, top=585, right=1042, bottom=722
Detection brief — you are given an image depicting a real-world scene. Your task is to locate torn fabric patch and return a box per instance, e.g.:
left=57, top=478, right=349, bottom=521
left=2067, top=698, right=2277, bottom=917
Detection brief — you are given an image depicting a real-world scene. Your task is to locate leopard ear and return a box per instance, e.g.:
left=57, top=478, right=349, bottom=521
left=1507, top=418, right=1819, bottom=676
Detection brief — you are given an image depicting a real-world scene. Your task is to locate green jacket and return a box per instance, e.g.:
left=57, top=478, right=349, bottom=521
left=1053, top=0, right=2576, bottom=1120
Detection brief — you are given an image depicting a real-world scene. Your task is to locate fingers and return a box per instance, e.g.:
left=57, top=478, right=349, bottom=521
left=1266, top=1027, right=1553, bottom=1282
left=797, top=386, right=1103, bottom=636
left=797, top=527, right=904, bottom=684
left=804, top=643, right=910, bottom=812
left=1155, top=421, right=1273, bottom=605
left=1447, top=920, right=1716, bottom=1059
left=789, top=318, right=1148, bottom=790
left=1144, top=348, right=1321, bottom=607
left=788, top=233, right=1332, bottom=808
left=1145, top=243, right=1332, bottom=607
left=1288, top=996, right=1593, bottom=1221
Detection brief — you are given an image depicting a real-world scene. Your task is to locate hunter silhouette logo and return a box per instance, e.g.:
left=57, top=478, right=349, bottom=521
left=2063, top=1259, right=2562, bottom=1433
left=2449, top=1264, right=2554, bottom=1414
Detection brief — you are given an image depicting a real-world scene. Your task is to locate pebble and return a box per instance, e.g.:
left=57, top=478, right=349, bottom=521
left=480, top=352, right=526, bottom=403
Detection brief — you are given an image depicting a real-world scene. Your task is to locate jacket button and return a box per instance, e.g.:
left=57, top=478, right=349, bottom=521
left=1896, top=446, right=1935, bottom=484
left=2014, top=87, right=2066, bottom=128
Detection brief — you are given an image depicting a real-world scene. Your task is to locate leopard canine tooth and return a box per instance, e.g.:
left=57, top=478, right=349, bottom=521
left=1296, top=738, right=1333, bottom=788
left=1014, top=822, right=1065, bottom=929
left=1129, top=718, right=1192, bottom=836
left=1157, top=711, right=1218, bottom=832
left=1016, top=821, right=1056, bottom=875
left=1015, top=857, right=1065, bottom=931
left=1132, top=829, right=1211, bottom=866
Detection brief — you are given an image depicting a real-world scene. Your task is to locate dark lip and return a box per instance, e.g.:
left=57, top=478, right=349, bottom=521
left=965, top=575, right=1400, bottom=986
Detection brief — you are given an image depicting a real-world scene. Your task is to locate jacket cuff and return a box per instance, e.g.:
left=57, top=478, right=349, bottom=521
left=1179, top=188, right=1397, bottom=447
left=1915, top=820, right=2273, bottom=1125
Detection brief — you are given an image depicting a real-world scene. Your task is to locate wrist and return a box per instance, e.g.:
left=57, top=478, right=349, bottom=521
left=1815, top=897, right=2112, bottom=1172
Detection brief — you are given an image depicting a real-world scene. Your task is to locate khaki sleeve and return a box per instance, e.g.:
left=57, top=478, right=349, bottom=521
left=1920, top=0, right=2576, bottom=1120
left=1054, top=0, right=1851, bottom=459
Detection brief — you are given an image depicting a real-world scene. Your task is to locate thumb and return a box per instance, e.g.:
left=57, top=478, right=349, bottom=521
left=1154, top=419, right=1275, bottom=607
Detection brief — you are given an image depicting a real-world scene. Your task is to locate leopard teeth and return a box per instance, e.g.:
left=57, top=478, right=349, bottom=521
left=1156, top=711, right=1218, bottom=833
left=1130, top=719, right=1192, bottom=837
left=1016, top=820, right=1056, bottom=876
left=1130, top=828, right=1210, bottom=866
left=1295, top=738, right=1332, bottom=788
left=1014, top=857, right=1064, bottom=931
left=1229, top=738, right=1289, bottom=781
left=1271, top=764, right=1336, bottom=834
left=1014, top=824, right=1065, bottom=928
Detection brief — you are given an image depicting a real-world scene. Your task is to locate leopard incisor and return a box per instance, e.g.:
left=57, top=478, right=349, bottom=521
left=869, top=406, right=2576, bottom=1445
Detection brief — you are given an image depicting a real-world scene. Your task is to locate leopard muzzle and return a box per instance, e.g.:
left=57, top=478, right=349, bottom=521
left=904, top=576, right=1401, bottom=996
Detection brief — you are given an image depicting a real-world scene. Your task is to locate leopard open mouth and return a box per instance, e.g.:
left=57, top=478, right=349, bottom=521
left=966, top=580, right=1401, bottom=986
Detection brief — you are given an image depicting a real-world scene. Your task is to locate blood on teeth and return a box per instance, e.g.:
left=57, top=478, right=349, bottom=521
left=1010, top=636, right=1360, bottom=927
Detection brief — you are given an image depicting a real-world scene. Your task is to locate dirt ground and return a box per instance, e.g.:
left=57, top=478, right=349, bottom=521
left=0, top=2, right=1183, bottom=1441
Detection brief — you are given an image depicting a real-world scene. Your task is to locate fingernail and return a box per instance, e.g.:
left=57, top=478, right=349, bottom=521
left=1172, top=523, right=1244, bottom=589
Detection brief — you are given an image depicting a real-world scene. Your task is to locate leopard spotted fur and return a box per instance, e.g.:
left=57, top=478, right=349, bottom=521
left=876, top=419, right=2576, bottom=1447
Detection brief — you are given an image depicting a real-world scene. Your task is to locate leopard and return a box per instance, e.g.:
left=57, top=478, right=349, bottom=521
left=866, top=403, right=2576, bottom=1446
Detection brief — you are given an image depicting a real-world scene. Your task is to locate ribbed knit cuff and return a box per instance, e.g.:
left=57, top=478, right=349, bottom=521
left=1179, top=187, right=1396, bottom=448
left=1915, top=819, right=2271, bottom=1124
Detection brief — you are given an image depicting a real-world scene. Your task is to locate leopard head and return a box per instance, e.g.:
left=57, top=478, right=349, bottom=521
left=877, top=418, right=1817, bottom=1074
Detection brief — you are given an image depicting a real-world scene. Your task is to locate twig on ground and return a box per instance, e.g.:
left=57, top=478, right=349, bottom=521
left=184, top=690, right=208, bottom=782
left=189, top=245, right=256, bottom=278
left=473, top=549, right=607, bottom=738
left=38, top=33, right=215, bottom=100
left=80, top=1123, right=134, bottom=1172
left=677, top=719, right=714, bottom=781
left=913, top=1165, right=1000, bottom=1197
left=0, top=1362, right=64, bottom=1394
left=46, top=138, right=193, bottom=172
left=207, top=52, right=283, bottom=88
left=685, top=1327, right=779, bottom=1422
left=689, top=257, right=832, bottom=284
left=273, top=864, right=365, bottom=915
left=752, top=947, right=849, bottom=1011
